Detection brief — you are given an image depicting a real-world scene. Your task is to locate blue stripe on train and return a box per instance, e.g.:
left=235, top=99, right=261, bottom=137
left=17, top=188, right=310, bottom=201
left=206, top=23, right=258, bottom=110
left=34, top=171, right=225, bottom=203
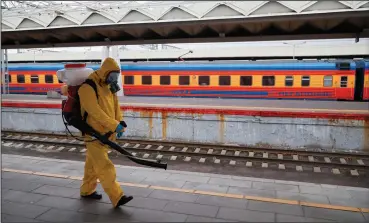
left=5, top=92, right=336, bottom=101
left=6, top=87, right=60, bottom=92
left=125, top=95, right=337, bottom=101
left=5, top=92, right=48, bottom=95
left=365, top=61, right=369, bottom=69
left=7, top=62, right=357, bottom=71
left=7, top=87, right=26, bottom=91
left=188, top=90, right=268, bottom=95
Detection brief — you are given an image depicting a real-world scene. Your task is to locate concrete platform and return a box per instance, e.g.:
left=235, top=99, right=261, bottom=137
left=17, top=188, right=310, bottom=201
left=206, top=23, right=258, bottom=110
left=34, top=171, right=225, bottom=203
left=2, top=154, right=369, bottom=222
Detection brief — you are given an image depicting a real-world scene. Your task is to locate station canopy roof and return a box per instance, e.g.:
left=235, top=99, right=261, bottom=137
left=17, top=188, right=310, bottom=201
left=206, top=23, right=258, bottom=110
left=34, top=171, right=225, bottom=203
left=2, top=1, right=369, bottom=49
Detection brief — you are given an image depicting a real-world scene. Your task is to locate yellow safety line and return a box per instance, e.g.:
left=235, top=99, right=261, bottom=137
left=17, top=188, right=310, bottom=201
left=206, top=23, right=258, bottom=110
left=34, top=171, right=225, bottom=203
left=361, top=208, right=369, bottom=212
left=2, top=168, right=368, bottom=213
left=2, top=99, right=368, bottom=114
left=300, top=201, right=360, bottom=212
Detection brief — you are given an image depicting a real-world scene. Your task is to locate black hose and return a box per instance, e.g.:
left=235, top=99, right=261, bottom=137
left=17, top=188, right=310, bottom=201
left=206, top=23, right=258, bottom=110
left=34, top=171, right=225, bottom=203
left=89, top=128, right=167, bottom=170
left=65, top=115, right=167, bottom=170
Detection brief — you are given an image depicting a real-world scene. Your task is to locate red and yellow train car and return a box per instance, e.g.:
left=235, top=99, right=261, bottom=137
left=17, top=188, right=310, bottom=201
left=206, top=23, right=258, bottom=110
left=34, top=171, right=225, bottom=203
left=5, top=65, right=63, bottom=94
left=121, top=60, right=359, bottom=100
left=3, top=60, right=368, bottom=101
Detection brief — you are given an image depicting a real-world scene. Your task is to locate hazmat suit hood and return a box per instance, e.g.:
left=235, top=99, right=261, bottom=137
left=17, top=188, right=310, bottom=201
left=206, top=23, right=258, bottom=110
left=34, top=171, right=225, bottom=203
left=93, top=57, right=120, bottom=85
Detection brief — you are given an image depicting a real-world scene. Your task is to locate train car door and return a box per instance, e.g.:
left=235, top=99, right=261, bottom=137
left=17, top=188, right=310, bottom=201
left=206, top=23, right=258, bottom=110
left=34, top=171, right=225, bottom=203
left=336, top=62, right=355, bottom=100
left=354, top=60, right=365, bottom=101
left=364, top=61, right=369, bottom=100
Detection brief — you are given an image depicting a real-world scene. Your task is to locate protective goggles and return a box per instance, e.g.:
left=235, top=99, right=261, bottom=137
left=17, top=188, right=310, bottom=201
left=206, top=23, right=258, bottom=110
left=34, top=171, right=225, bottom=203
left=106, top=71, right=120, bottom=84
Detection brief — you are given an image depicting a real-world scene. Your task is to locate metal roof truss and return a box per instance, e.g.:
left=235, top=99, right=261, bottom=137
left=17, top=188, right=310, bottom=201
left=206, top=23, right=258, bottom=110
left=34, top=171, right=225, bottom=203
left=2, top=1, right=369, bottom=49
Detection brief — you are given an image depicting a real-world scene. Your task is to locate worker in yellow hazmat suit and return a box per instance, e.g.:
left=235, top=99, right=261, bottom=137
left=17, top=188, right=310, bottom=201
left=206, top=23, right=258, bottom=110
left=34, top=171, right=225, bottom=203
left=78, top=57, right=133, bottom=208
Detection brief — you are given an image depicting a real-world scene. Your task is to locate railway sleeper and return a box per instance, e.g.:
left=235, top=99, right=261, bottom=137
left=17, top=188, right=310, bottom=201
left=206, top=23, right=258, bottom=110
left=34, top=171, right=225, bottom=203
left=2, top=133, right=369, bottom=177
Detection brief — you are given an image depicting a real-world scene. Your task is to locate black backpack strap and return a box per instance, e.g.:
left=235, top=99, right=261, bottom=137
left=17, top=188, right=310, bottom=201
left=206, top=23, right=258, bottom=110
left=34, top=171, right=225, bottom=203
left=82, top=79, right=98, bottom=121
left=84, top=79, right=98, bottom=99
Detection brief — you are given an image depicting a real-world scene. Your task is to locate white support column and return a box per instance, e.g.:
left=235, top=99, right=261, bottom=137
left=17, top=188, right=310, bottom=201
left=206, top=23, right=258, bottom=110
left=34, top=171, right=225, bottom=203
left=101, top=46, right=110, bottom=63
left=1, top=49, right=8, bottom=94
left=111, top=46, right=123, bottom=97
left=1, top=50, right=5, bottom=94
left=5, top=49, right=9, bottom=94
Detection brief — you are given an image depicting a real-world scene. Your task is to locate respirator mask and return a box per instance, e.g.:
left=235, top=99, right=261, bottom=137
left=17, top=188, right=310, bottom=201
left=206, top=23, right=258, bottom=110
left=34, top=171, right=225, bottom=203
left=106, top=71, right=121, bottom=94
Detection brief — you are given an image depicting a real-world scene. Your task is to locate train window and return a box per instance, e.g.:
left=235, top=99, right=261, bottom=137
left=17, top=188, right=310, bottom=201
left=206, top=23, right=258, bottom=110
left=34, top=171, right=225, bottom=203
left=199, top=76, right=210, bottom=86
left=219, top=76, right=230, bottom=86
left=124, top=75, right=134, bottom=85
left=7, top=74, right=11, bottom=83
left=142, top=76, right=152, bottom=85
left=160, top=76, right=170, bottom=85
left=240, top=76, right=252, bottom=86
left=17, top=74, right=25, bottom=83
left=179, top=76, right=190, bottom=85
left=285, top=76, right=293, bottom=87
left=323, top=75, right=333, bottom=87
left=45, top=75, right=54, bottom=84
left=340, top=76, right=348, bottom=87
left=30, top=75, right=39, bottom=83
left=262, top=76, right=275, bottom=86
left=301, top=76, right=310, bottom=87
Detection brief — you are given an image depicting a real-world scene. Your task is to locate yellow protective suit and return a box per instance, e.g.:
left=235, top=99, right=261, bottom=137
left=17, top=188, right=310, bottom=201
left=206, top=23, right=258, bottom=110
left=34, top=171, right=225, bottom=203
left=78, top=57, right=124, bottom=207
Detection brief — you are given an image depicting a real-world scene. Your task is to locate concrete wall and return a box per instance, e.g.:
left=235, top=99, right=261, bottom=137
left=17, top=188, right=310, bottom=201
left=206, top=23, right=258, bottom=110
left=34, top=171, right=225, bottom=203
left=2, top=107, right=369, bottom=151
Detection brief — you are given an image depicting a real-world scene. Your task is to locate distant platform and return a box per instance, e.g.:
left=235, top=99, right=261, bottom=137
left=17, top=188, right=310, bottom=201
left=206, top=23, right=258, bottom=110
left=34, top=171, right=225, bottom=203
left=2, top=94, right=369, bottom=116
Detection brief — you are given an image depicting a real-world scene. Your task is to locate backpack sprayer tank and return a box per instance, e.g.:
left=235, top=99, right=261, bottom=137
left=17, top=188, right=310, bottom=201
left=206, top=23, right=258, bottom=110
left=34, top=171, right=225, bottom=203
left=57, top=63, right=167, bottom=170
left=57, top=63, right=93, bottom=126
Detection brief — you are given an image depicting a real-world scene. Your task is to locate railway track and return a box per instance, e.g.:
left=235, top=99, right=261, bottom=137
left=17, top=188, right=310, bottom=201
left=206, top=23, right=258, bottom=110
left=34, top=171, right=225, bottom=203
left=2, top=131, right=369, bottom=176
